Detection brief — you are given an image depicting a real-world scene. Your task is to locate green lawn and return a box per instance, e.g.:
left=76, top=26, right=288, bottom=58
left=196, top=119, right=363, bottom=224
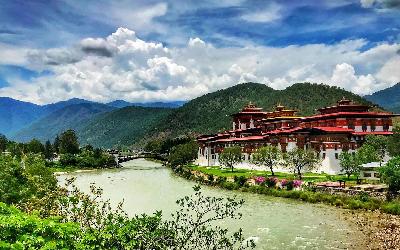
left=190, top=165, right=360, bottom=183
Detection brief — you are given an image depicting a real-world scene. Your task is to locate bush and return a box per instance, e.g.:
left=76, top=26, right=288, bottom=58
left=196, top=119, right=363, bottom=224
left=265, top=177, right=278, bottom=188
left=234, top=176, right=248, bottom=187
left=286, top=180, right=294, bottom=191
left=347, top=199, right=364, bottom=209
left=382, top=202, right=400, bottom=215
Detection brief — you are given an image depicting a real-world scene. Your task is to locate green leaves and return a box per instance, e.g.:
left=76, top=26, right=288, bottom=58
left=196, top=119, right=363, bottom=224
left=252, top=146, right=281, bottom=175
left=219, top=146, right=243, bottom=172
left=379, top=157, right=400, bottom=199
left=283, top=148, right=320, bottom=179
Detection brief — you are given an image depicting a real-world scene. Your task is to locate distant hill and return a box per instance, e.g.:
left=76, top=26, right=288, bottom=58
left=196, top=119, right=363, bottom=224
left=148, top=82, right=377, bottom=137
left=3, top=82, right=382, bottom=148
left=76, top=106, right=173, bottom=148
left=107, top=100, right=185, bottom=108
left=365, top=83, right=400, bottom=112
left=0, top=97, right=43, bottom=137
left=0, top=97, right=96, bottom=137
left=11, top=103, right=115, bottom=142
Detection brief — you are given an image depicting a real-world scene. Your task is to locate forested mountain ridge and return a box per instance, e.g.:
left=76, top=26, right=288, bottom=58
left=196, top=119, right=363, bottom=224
left=147, top=82, right=377, bottom=138
left=365, top=82, right=400, bottom=112
left=3, top=82, right=383, bottom=148
left=11, top=103, right=115, bottom=142
left=0, top=97, right=43, bottom=136
left=76, top=106, right=173, bottom=148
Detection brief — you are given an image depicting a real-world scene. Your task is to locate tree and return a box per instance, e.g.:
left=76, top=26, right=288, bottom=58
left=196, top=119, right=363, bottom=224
left=219, top=146, right=243, bottom=172
left=168, top=141, right=198, bottom=168
left=26, top=139, right=45, bottom=154
left=357, top=144, right=380, bottom=164
left=284, top=148, right=320, bottom=179
left=0, top=134, right=7, bottom=152
left=251, top=145, right=281, bottom=176
left=339, top=152, right=361, bottom=179
left=53, top=134, right=60, bottom=153
left=166, top=186, right=255, bottom=249
left=44, top=140, right=53, bottom=159
left=379, top=156, right=400, bottom=200
left=364, top=135, right=388, bottom=165
left=59, top=130, right=80, bottom=155
left=388, top=126, right=400, bottom=157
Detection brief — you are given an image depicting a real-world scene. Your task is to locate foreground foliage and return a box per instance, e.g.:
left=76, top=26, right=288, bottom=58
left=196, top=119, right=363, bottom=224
left=0, top=184, right=254, bottom=249
left=0, top=153, right=254, bottom=249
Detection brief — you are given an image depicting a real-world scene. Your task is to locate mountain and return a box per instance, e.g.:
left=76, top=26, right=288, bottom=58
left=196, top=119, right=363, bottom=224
left=0, top=97, right=44, bottom=137
left=3, top=82, right=381, bottom=148
left=12, top=103, right=115, bottom=142
left=76, top=106, right=173, bottom=148
left=147, top=82, right=377, bottom=137
left=42, top=98, right=94, bottom=114
left=0, top=97, right=96, bottom=137
left=364, top=83, right=400, bottom=112
left=107, top=100, right=186, bottom=108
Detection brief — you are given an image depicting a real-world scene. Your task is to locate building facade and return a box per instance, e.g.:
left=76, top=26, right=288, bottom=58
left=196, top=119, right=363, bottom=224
left=196, top=98, right=397, bottom=174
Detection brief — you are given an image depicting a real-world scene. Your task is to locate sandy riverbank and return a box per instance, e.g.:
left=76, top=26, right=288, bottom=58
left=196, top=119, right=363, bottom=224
left=344, top=210, right=400, bottom=249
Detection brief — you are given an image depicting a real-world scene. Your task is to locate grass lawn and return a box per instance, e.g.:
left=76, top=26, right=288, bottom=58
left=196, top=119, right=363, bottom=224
left=190, top=165, right=360, bottom=183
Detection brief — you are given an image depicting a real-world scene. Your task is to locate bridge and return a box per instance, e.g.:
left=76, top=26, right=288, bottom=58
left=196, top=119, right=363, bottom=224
left=107, top=151, right=160, bottom=166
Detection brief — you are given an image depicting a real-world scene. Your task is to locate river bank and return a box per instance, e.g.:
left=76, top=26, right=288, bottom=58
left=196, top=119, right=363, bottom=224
left=58, top=158, right=371, bottom=249
left=169, top=163, right=400, bottom=249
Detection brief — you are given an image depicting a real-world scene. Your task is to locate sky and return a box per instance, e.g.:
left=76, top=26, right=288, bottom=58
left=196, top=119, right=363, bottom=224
left=0, top=0, right=399, bottom=104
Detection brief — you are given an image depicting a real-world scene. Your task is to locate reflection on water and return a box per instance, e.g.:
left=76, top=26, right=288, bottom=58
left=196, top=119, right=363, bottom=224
left=58, top=158, right=363, bottom=249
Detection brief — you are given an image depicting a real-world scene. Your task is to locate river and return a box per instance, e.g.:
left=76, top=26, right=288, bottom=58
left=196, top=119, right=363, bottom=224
left=57, top=159, right=364, bottom=249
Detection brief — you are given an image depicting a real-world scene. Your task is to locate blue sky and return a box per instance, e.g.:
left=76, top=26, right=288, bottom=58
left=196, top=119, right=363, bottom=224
left=0, top=0, right=399, bottom=103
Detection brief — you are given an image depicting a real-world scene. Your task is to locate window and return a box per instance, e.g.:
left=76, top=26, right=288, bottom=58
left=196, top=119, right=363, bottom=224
left=348, top=120, right=355, bottom=129
left=363, top=172, right=371, bottom=178
left=362, top=122, right=367, bottom=132
left=371, top=122, right=376, bottom=132
left=335, top=153, right=339, bottom=159
left=383, top=123, right=390, bottom=131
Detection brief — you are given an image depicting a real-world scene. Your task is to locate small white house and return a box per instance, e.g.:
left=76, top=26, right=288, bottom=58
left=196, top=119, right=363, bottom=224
left=360, top=162, right=386, bottom=181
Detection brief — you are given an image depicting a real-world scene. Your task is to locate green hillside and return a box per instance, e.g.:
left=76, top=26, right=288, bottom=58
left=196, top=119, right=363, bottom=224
left=11, top=103, right=115, bottom=142
left=76, top=106, right=173, bottom=148
left=365, top=83, right=400, bottom=112
left=149, top=82, right=377, bottom=137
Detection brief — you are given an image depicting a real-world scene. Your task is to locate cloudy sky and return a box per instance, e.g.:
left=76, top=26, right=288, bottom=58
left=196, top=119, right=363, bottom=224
left=0, top=0, right=399, bottom=104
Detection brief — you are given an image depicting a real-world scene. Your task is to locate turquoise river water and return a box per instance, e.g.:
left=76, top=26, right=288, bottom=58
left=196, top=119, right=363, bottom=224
left=57, top=158, right=365, bottom=249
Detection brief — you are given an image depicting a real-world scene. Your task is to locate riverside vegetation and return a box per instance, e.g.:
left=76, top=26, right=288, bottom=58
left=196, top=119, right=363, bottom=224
left=157, top=130, right=400, bottom=216
left=0, top=131, right=255, bottom=249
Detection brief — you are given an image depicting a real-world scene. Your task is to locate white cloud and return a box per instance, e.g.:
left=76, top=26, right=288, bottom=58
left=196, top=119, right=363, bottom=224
left=361, top=0, right=376, bottom=8
left=241, top=3, right=282, bottom=23
left=0, top=27, right=399, bottom=104
left=0, top=43, right=29, bottom=65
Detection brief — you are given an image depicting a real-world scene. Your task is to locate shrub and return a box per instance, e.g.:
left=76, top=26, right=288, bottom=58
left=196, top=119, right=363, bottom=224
left=347, top=199, right=364, bottom=209
left=358, top=191, right=370, bottom=202
left=216, top=176, right=227, bottom=185
left=234, top=176, right=248, bottom=187
left=253, top=176, right=266, bottom=185
left=265, top=177, right=278, bottom=188
left=286, top=180, right=294, bottom=191
left=333, top=198, right=344, bottom=207
left=382, top=202, right=400, bottom=215
left=293, top=180, right=302, bottom=188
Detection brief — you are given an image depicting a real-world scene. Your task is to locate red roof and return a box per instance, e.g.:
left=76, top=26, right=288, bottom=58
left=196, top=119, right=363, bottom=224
left=303, top=111, right=395, bottom=120
left=215, top=136, right=266, bottom=142
left=266, top=127, right=304, bottom=135
left=352, top=131, right=393, bottom=136
left=313, top=127, right=354, bottom=133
